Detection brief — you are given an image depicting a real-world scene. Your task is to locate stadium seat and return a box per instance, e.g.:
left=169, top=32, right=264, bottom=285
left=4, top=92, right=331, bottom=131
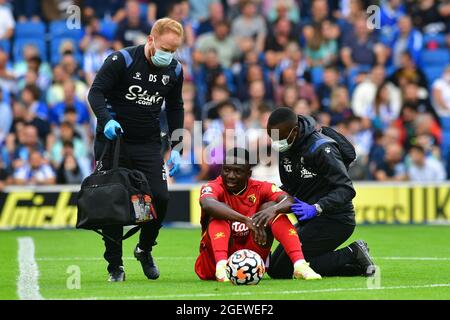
left=420, top=49, right=450, bottom=66
left=310, top=66, right=324, bottom=87
left=441, top=132, right=450, bottom=160
left=140, top=3, right=148, bottom=21
left=424, top=65, right=445, bottom=85
left=13, top=38, right=47, bottom=62
left=15, top=22, right=46, bottom=39
left=441, top=117, right=450, bottom=131
left=100, top=20, right=118, bottom=41
left=423, top=33, right=446, bottom=48
left=0, top=39, right=10, bottom=55
left=49, top=20, right=83, bottom=41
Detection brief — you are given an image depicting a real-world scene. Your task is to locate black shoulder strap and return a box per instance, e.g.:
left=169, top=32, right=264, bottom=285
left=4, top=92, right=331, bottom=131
left=93, top=225, right=142, bottom=245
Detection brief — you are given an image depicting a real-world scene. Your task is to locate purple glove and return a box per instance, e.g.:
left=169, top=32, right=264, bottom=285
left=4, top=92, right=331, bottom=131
left=291, top=197, right=317, bottom=221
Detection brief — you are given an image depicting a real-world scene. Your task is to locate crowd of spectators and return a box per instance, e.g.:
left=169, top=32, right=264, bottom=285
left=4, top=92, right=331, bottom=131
left=0, top=0, right=449, bottom=189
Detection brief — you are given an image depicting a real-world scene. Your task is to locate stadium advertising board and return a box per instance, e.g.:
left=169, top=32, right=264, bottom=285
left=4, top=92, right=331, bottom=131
left=0, top=183, right=449, bottom=229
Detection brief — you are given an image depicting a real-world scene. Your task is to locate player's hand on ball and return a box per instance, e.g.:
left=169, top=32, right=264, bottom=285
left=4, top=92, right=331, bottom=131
left=167, top=150, right=181, bottom=177
left=252, top=208, right=277, bottom=228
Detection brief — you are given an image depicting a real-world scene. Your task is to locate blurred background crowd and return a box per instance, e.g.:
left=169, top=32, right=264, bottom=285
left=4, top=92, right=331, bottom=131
left=0, top=0, right=449, bottom=189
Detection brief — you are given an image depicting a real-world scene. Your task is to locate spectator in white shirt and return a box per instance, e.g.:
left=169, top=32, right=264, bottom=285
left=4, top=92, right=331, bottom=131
left=407, top=145, right=446, bottom=182
left=432, top=65, right=450, bottom=117
left=14, top=150, right=56, bottom=185
left=0, top=0, right=14, bottom=40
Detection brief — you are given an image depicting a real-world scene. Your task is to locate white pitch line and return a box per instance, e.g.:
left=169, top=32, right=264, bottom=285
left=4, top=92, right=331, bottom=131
left=74, top=283, right=450, bottom=300
left=35, top=256, right=450, bottom=262
left=36, top=256, right=196, bottom=261
left=374, top=257, right=450, bottom=261
left=17, top=237, right=44, bottom=300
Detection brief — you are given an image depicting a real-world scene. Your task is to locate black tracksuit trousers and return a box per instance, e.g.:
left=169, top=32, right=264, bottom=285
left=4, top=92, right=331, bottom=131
left=268, top=214, right=361, bottom=278
left=94, top=135, right=168, bottom=272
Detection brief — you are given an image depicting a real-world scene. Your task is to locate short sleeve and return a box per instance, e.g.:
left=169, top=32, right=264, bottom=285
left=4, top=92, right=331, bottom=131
left=199, top=182, right=224, bottom=202
left=261, top=182, right=286, bottom=203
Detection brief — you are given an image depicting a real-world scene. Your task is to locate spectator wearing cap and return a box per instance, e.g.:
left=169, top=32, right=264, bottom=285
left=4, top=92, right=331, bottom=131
left=13, top=149, right=55, bottom=185
left=407, top=144, right=446, bottom=182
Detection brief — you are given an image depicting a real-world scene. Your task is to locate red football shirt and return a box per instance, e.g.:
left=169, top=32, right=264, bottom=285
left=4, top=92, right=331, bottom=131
left=199, top=176, right=286, bottom=241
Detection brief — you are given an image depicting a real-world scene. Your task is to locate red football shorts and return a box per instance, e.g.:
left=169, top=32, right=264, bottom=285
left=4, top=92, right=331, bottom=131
left=194, top=230, right=271, bottom=280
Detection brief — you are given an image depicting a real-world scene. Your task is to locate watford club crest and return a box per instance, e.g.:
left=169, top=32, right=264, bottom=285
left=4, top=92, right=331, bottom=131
left=248, top=194, right=256, bottom=204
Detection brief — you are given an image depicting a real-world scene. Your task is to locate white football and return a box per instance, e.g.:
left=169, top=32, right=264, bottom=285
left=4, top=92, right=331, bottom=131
left=226, top=249, right=265, bottom=285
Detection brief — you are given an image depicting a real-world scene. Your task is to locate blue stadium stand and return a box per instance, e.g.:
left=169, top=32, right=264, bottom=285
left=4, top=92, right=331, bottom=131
left=420, top=49, right=450, bottom=66
left=0, top=39, right=10, bottom=54
left=441, top=117, right=450, bottom=131
left=310, top=66, right=323, bottom=88
left=13, top=37, right=47, bottom=62
left=424, top=65, right=446, bottom=85
left=100, top=20, right=118, bottom=41
left=15, top=21, right=46, bottom=39
left=423, top=33, right=446, bottom=48
left=49, top=20, right=83, bottom=41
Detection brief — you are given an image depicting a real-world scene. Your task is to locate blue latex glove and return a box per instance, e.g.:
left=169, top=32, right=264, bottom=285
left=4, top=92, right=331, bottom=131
left=291, top=197, right=317, bottom=221
left=104, top=120, right=123, bottom=140
left=167, top=150, right=181, bottom=177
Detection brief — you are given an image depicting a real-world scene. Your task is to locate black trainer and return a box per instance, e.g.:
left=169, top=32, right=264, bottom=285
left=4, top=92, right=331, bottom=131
left=349, top=240, right=376, bottom=277
left=134, top=245, right=160, bottom=280
left=108, top=266, right=125, bottom=282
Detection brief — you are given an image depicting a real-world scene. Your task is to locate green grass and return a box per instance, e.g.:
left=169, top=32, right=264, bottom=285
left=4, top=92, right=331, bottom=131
left=1, top=225, right=450, bottom=300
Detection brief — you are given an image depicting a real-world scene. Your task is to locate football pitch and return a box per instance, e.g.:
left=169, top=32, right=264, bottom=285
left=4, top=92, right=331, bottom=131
left=1, top=225, right=449, bottom=300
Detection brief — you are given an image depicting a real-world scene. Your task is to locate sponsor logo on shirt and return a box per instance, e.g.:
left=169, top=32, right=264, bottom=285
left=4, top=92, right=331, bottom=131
left=125, top=85, right=164, bottom=106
